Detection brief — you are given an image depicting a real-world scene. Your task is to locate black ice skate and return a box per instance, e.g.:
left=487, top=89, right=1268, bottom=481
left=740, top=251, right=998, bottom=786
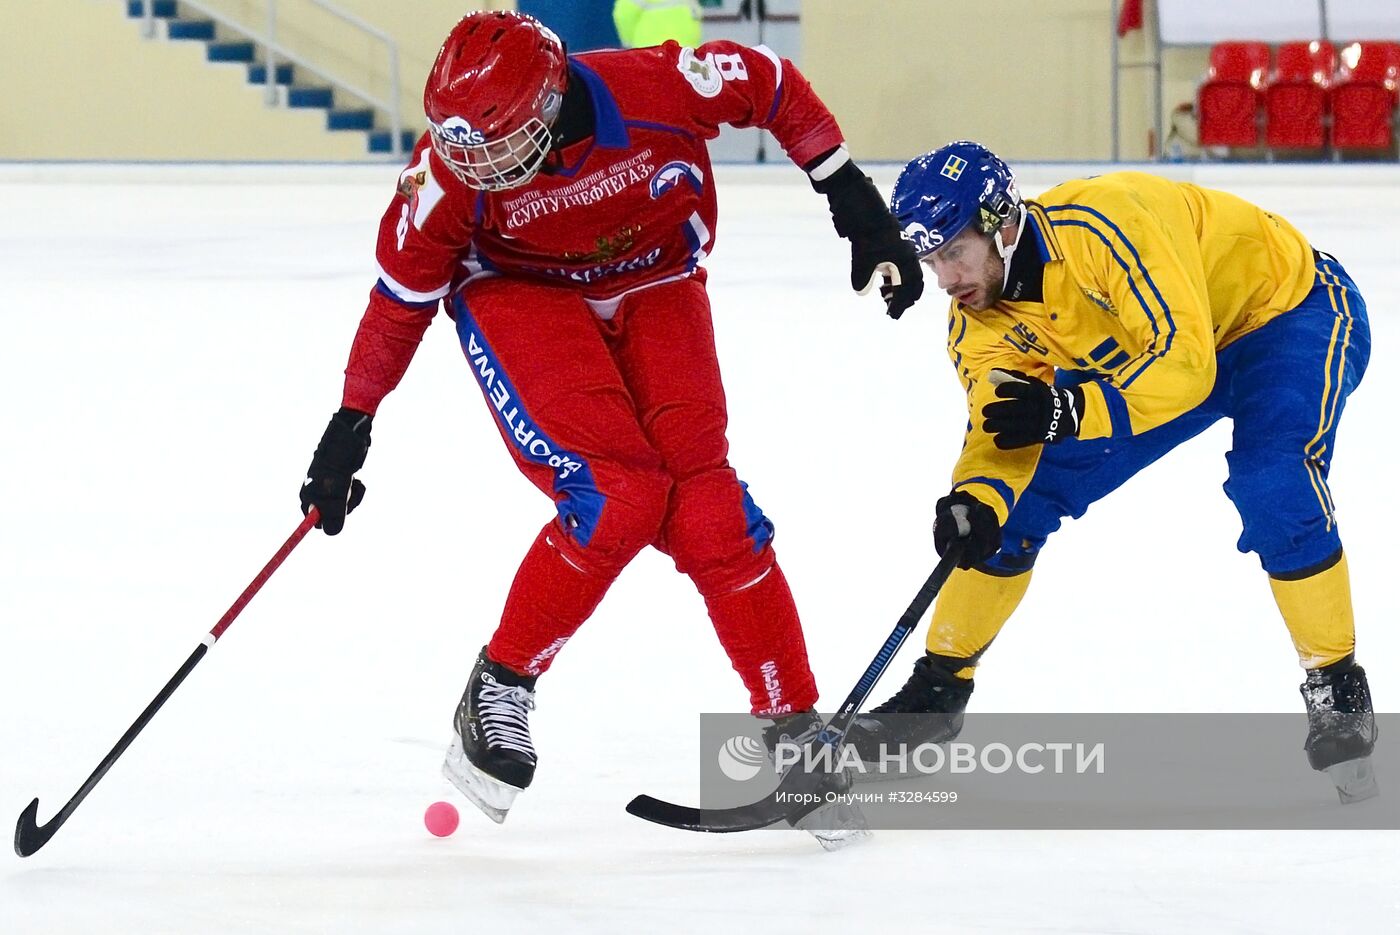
left=1300, top=654, right=1379, bottom=804
left=442, top=647, right=538, bottom=824
left=844, top=652, right=974, bottom=776
left=761, top=710, right=872, bottom=851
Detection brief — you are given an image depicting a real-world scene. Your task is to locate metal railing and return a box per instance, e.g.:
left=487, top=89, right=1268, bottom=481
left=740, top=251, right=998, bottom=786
left=1109, top=0, right=1162, bottom=161
left=137, top=0, right=404, bottom=157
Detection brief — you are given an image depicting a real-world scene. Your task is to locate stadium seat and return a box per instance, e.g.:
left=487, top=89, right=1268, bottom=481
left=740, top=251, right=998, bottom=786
left=1330, top=41, right=1400, bottom=151
left=1197, top=42, right=1271, bottom=147
left=1265, top=40, right=1337, bottom=149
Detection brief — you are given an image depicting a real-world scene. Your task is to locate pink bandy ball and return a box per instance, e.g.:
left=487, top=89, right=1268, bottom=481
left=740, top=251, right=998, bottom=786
left=424, top=801, right=460, bottom=837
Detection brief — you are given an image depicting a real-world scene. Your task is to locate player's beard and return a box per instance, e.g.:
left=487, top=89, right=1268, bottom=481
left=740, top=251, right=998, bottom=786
left=970, top=250, right=1008, bottom=310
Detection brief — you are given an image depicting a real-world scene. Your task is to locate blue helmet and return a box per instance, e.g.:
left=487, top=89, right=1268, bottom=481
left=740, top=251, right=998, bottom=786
left=890, top=141, right=1021, bottom=258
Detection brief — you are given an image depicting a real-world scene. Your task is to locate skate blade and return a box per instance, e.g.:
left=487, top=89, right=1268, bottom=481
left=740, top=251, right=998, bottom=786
left=443, top=736, right=523, bottom=824
left=810, top=825, right=875, bottom=852
left=795, top=803, right=874, bottom=852
left=1326, top=756, right=1379, bottom=805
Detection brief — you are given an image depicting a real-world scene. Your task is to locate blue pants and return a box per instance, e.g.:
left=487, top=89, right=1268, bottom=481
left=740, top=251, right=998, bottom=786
left=987, top=255, right=1371, bottom=577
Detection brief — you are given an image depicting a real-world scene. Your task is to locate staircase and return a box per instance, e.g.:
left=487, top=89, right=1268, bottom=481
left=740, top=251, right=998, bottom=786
left=125, top=0, right=417, bottom=156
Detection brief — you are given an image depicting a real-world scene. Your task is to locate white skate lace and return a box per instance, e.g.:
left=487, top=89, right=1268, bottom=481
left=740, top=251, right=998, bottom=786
left=479, top=675, right=537, bottom=759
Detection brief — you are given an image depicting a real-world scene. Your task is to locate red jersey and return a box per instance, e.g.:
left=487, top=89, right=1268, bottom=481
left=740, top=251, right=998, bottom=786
left=342, top=40, right=846, bottom=414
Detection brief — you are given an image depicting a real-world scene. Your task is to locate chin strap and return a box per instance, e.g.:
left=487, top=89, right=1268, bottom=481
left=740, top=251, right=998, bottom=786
left=994, top=206, right=1027, bottom=292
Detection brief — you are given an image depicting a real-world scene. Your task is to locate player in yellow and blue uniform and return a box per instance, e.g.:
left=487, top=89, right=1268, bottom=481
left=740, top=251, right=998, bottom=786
left=847, top=141, right=1377, bottom=802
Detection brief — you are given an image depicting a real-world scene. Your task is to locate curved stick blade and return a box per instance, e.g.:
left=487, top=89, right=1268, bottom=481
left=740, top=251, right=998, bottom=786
left=624, top=788, right=794, bottom=833
left=14, top=798, right=55, bottom=858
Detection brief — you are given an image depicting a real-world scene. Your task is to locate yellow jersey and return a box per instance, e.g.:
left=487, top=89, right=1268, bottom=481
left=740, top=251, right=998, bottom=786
left=949, top=171, right=1316, bottom=523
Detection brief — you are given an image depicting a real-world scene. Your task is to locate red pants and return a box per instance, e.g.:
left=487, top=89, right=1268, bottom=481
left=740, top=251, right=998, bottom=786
left=451, top=273, right=816, bottom=716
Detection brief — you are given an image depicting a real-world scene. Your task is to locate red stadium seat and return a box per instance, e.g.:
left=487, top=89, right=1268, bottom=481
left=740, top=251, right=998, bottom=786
left=1330, top=41, right=1400, bottom=150
left=1265, top=41, right=1336, bottom=149
left=1197, top=42, right=1271, bottom=147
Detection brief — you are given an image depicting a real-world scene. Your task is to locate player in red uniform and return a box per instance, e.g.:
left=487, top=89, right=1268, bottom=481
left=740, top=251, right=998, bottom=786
left=297, top=11, right=920, bottom=841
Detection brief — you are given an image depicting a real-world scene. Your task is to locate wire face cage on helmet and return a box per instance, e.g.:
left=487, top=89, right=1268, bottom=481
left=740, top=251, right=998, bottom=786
left=428, top=92, right=562, bottom=191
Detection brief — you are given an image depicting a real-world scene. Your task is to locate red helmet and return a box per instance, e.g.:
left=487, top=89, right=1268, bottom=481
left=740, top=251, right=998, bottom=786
left=423, top=11, right=567, bottom=191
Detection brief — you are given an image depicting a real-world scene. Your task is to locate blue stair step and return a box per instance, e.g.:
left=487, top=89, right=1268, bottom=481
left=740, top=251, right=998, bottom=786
left=126, top=0, right=177, bottom=17
left=247, top=63, right=294, bottom=85
left=328, top=109, right=374, bottom=131
left=287, top=87, right=333, bottom=108
left=207, top=42, right=255, bottom=63
left=167, top=20, right=215, bottom=40
left=369, top=130, right=420, bottom=154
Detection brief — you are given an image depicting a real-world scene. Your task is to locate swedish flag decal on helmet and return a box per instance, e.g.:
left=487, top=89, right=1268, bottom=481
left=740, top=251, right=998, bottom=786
left=891, top=141, right=1021, bottom=258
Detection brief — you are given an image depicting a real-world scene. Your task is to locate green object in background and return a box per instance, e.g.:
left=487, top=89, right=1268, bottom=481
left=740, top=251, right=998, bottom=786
left=613, top=0, right=702, bottom=49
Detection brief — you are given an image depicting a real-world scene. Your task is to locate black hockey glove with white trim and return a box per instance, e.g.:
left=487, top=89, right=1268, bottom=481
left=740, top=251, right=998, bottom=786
left=812, top=161, right=923, bottom=320
left=300, top=407, right=371, bottom=535
left=982, top=369, right=1084, bottom=450
left=933, top=491, right=1002, bottom=569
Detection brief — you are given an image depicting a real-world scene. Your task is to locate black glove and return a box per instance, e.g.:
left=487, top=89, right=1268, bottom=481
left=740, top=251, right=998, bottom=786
left=812, top=160, right=923, bottom=319
left=300, top=407, right=371, bottom=535
left=982, top=369, right=1084, bottom=450
left=933, top=491, right=1002, bottom=569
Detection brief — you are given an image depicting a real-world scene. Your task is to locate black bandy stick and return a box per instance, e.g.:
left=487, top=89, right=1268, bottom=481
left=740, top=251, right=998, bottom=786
left=14, top=510, right=320, bottom=857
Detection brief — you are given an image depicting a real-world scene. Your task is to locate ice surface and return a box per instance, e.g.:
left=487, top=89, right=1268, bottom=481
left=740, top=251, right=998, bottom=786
left=1, top=163, right=1397, bottom=933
